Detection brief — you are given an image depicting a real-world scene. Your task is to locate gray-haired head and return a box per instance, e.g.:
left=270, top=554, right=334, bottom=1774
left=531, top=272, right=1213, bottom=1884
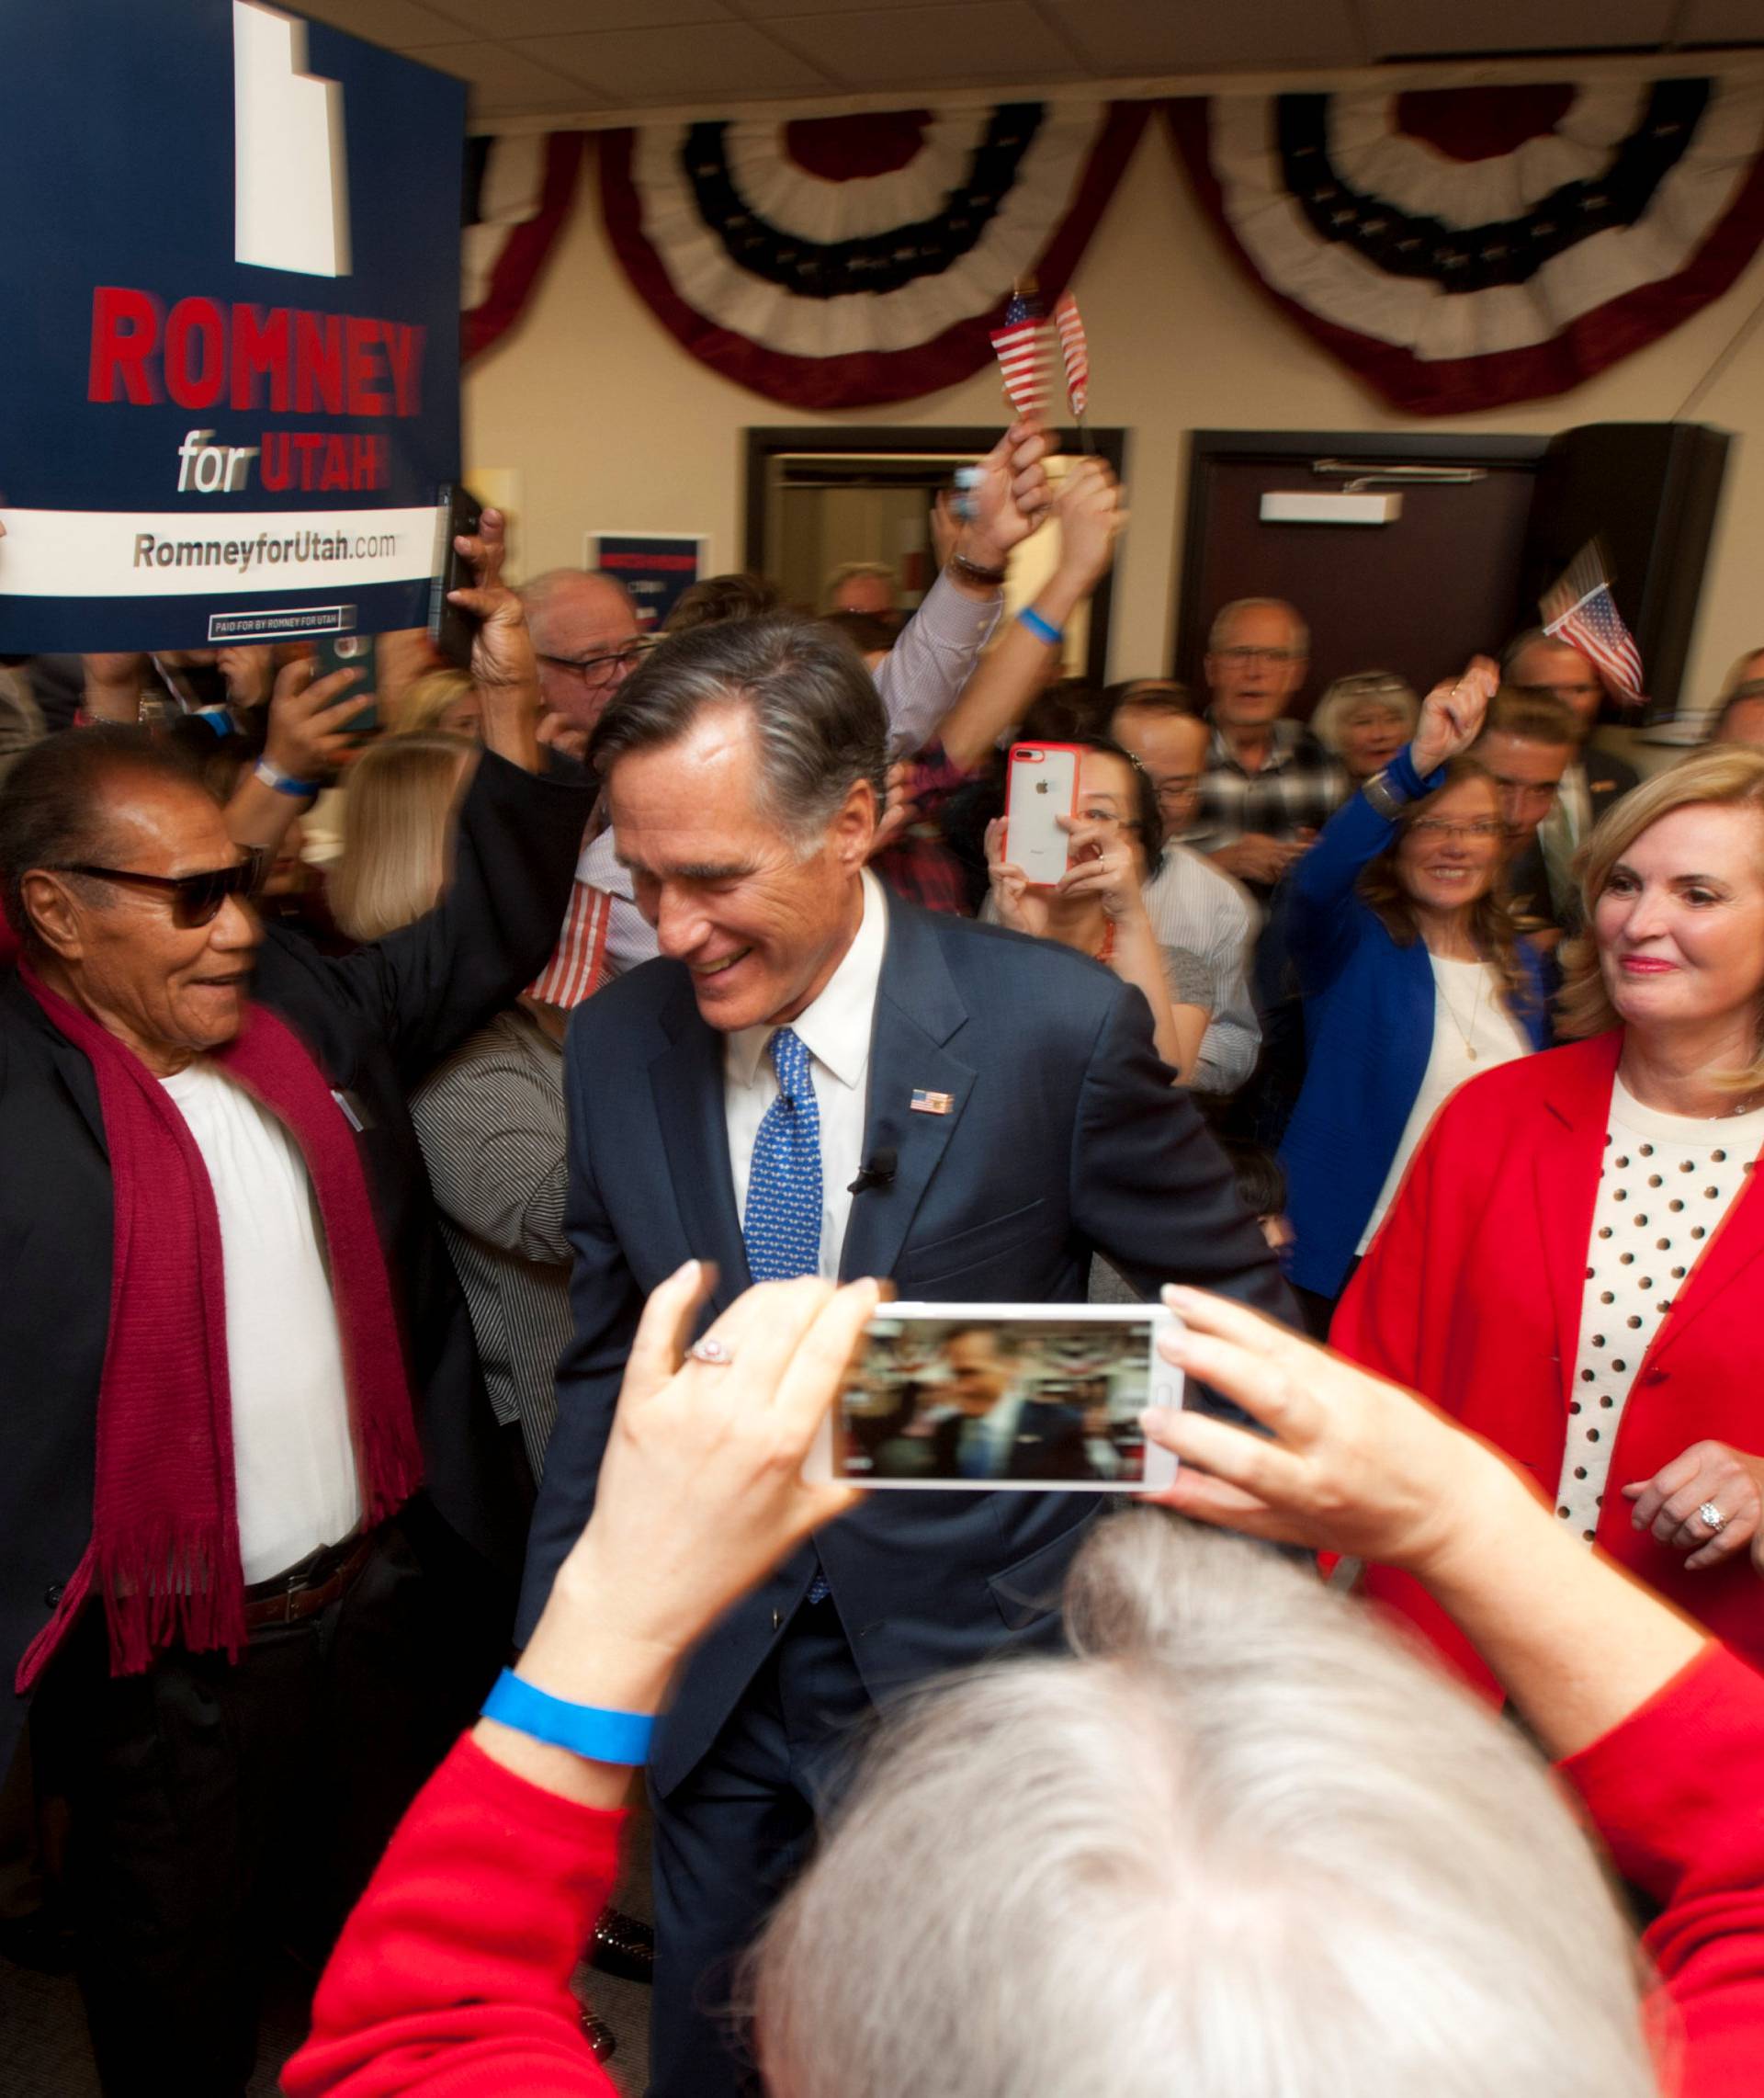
left=752, top=1512, right=1655, bottom=2098
left=1207, top=596, right=1310, bottom=657
left=587, top=614, right=888, bottom=853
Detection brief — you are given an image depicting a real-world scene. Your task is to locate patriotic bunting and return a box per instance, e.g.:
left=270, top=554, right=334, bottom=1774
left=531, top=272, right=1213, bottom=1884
left=1542, top=542, right=1647, bottom=708
left=1167, top=78, right=1764, bottom=415
left=598, top=102, right=1147, bottom=410
left=462, top=131, right=587, bottom=366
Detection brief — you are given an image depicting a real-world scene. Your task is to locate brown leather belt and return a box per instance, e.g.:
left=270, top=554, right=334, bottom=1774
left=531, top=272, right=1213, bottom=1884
left=243, top=1529, right=377, bottom=1631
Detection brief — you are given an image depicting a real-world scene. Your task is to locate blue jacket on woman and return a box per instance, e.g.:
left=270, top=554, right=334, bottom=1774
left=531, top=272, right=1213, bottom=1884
left=1277, top=743, right=1552, bottom=1298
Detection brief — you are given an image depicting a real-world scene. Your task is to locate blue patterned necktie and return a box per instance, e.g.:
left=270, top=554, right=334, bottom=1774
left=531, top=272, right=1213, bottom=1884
left=742, top=1027, right=823, bottom=1283
left=741, top=1026, right=831, bottom=1600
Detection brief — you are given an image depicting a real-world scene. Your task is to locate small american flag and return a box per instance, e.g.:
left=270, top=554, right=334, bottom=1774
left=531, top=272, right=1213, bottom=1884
left=1053, top=290, right=1089, bottom=417
left=910, top=1088, right=954, bottom=1116
left=1540, top=541, right=1647, bottom=709
left=527, top=879, right=612, bottom=1007
left=989, top=289, right=1048, bottom=416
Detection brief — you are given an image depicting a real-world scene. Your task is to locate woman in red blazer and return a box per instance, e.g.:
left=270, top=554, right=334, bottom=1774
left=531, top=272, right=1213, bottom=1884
left=1335, top=745, right=1764, bottom=1671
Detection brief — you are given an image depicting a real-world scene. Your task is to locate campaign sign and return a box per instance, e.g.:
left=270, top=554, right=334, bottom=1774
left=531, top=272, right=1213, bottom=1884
left=590, top=534, right=707, bottom=632
left=0, top=0, right=464, bottom=651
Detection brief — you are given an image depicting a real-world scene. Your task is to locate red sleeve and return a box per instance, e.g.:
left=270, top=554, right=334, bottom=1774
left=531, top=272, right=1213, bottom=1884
left=1558, top=1643, right=1764, bottom=2096
left=283, top=1736, right=627, bottom=2098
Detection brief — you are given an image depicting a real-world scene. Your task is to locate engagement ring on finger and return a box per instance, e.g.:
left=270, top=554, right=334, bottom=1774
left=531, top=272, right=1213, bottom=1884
left=1697, top=1500, right=1726, bottom=1534
left=688, top=1335, right=734, bottom=1367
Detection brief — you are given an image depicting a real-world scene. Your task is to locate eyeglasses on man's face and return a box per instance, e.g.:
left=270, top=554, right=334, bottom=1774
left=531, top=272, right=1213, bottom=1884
left=1213, top=645, right=1302, bottom=666
left=1514, top=679, right=1600, bottom=704
left=1408, top=818, right=1503, bottom=842
left=537, top=639, right=657, bottom=684
left=55, top=847, right=267, bottom=928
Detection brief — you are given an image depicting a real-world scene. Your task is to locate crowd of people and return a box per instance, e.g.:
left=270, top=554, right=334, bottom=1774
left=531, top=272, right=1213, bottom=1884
left=1, top=418, right=1763, bottom=2097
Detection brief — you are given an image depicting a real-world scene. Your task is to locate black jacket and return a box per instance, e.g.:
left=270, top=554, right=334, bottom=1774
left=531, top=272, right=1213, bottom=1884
left=0, top=750, right=594, bottom=1773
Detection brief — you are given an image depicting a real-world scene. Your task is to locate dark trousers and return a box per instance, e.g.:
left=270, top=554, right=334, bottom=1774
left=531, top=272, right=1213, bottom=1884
left=649, top=1593, right=872, bottom=2098
left=28, top=1521, right=495, bottom=2098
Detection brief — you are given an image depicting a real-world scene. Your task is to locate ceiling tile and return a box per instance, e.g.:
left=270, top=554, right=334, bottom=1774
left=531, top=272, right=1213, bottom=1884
left=510, top=23, right=831, bottom=98
left=420, top=0, right=730, bottom=33
left=404, top=39, right=605, bottom=109
left=1045, top=0, right=1363, bottom=73
left=1679, top=0, right=1764, bottom=41
left=297, top=0, right=472, bottom=45
left=774, top=4, right=1088, bottom=89
left=1361, top=0, right=1676, bottom=58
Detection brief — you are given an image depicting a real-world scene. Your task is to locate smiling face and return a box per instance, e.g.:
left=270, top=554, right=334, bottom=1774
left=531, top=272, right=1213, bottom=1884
left=1393, top=775, right=1504, bottom=917
left=1592, top=803, right=1764, bottom=1049
left=943, top=1331, right=1012, bottom=1414
left=608, top=704, right=875, bottom=1033
left=1475, top=727, right=1576, bottom=849
left=27, top=777, right=261, bottom=1075
left=1338, top=701, right=1408, bottom=780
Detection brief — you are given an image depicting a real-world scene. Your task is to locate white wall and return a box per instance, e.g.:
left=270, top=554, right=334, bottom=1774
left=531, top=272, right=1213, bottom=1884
left=465, top=117, right=1764, bottom=709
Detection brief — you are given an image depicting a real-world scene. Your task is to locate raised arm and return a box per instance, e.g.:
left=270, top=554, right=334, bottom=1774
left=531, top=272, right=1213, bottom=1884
left=934, top=457, right=1124, bottom=774
left=876, top=418, right=1055, bottom=756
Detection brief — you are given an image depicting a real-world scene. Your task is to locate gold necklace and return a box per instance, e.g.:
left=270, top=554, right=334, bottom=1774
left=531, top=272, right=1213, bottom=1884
left=1434, top=953, right=1487, bottom=1061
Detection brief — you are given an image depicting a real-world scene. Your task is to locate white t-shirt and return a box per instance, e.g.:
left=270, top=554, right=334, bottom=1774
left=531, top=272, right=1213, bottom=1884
left=1555, top=1080, right=1764, bottom=1540
left=158, top=1061, right=363, bottom=1582
left=1357, top=955, right=1532, bottom=1253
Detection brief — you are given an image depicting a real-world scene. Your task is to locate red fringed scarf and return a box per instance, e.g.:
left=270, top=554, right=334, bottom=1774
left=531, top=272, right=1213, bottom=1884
left=17, top=967, right=424, bottom=1690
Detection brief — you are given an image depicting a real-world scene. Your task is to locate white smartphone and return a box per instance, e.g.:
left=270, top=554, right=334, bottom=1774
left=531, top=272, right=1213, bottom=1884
left=807, top=1302, right=1182, bottom=1492
left=1003, top=742, right=1082, bottom=888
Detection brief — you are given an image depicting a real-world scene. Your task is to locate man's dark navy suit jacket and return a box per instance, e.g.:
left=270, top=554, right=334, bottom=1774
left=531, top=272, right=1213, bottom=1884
left=519, top=891, right=1293, bottom=1794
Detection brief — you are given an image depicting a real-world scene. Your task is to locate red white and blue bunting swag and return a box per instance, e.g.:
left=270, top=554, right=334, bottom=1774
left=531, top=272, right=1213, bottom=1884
left=1169, top=79, right=1764, bottom=416
left=597, top=103, right=1147, bottom=409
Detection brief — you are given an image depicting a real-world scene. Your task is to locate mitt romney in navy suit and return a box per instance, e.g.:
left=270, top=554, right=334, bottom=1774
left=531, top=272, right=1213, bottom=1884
left=518, top=615, right=1292, bottom=2094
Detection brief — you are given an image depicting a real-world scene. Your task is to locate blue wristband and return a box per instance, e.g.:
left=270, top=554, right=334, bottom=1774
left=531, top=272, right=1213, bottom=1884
left=1017, top=605, right=1062, bottom=647
left=254, top=756, right=320, bottom=800
left=481, top=1668, right=656, bottom=1765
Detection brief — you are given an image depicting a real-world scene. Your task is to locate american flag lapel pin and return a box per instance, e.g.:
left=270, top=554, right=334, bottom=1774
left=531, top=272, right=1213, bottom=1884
left=910, top=1088, right=954, bottom=1116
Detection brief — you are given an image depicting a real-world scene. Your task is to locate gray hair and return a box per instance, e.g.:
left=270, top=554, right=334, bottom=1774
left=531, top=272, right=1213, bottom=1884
left=752, top=1513, right=1655, bottom=2098
left=1207, top=597, right=1310, bottom=656
left=1311, top=670, right=1419, bottom=754
left=518, top=567, right=635, bottom=647
left=587, top=615, right=888, bottom=849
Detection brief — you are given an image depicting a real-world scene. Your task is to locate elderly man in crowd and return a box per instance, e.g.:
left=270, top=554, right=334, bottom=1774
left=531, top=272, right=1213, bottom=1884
left=1109, top=685, right=1259, bottom=1094
left=1501, top=626, right=1638, bottom=904
left=518, top=611, right=1290, bottom=2095
left=0, top=521, right=594, bottom=2096
left=1189, top=597, right=1348, bottom=894
left=1472, top=686, right=1583, bottom=935
left=526, top=419, right=1057, bottom=1006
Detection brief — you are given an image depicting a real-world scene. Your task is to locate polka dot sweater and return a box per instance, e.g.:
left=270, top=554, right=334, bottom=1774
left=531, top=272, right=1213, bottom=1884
left=1557, top=1080, right=1764, bottom=1540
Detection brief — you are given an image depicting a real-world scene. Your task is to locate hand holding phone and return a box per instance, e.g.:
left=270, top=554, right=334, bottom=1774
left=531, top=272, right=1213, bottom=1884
left=311, top=630, right=377, bottom=739
left=1002, top=741, right=1082, bottom=888
left=428, top=483, right=486, bottom=670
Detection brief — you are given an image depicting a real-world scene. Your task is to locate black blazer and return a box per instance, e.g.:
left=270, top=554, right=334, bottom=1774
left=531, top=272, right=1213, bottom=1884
left=0, top=751, right=593, bottom=1775
left=519, top=891, right=1292, bottom=1794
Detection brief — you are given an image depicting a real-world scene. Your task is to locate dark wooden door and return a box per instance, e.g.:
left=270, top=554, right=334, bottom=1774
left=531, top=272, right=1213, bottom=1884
left=1177, top=433, right=1548, bottom=715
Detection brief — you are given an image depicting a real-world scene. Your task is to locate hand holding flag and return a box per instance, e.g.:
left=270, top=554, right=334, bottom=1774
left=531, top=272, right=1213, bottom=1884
left=989, top=287, right=1049, bottom=418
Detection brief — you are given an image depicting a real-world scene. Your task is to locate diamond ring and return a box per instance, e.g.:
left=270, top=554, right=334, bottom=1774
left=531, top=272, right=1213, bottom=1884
left=1696, top=1500, right=1726, bottom=1535
left=687, top=1334, right=734, bottom=1367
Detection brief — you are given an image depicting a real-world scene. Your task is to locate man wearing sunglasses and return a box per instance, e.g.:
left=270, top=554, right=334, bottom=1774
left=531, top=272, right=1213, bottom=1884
left=0, top=513, right=595, bottom=2096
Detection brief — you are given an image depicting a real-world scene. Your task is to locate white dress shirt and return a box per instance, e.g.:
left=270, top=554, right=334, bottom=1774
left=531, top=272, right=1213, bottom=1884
left=158, top=1061, right=362, bottom=1582
left=723, top=871, right=889, bottom=1277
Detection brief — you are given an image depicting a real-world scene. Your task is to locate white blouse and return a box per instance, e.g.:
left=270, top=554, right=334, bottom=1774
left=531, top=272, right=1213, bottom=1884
left=1357, top=955, right=1532, bottom=1254
left=1555, top=1079, right=1764, bottom=1540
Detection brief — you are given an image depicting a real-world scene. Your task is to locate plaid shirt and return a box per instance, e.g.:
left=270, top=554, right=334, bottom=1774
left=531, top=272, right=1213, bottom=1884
left=871, top=740, right=973, bottom=916
left=1189, top=719, right=1350, bottom=854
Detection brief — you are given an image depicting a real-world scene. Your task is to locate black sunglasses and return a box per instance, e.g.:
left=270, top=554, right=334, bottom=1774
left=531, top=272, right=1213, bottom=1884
left=57, top=847, right=267, bottom=928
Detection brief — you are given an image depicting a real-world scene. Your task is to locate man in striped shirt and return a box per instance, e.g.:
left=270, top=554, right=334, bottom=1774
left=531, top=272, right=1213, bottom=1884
left=1110, top=690, right=1260, bottom=1094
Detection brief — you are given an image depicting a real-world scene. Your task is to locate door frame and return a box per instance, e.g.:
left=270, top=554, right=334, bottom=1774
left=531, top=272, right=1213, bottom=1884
left=745, top=425, right=1129, bottom=688
left=1176, top=430, right=1551, bottom=683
